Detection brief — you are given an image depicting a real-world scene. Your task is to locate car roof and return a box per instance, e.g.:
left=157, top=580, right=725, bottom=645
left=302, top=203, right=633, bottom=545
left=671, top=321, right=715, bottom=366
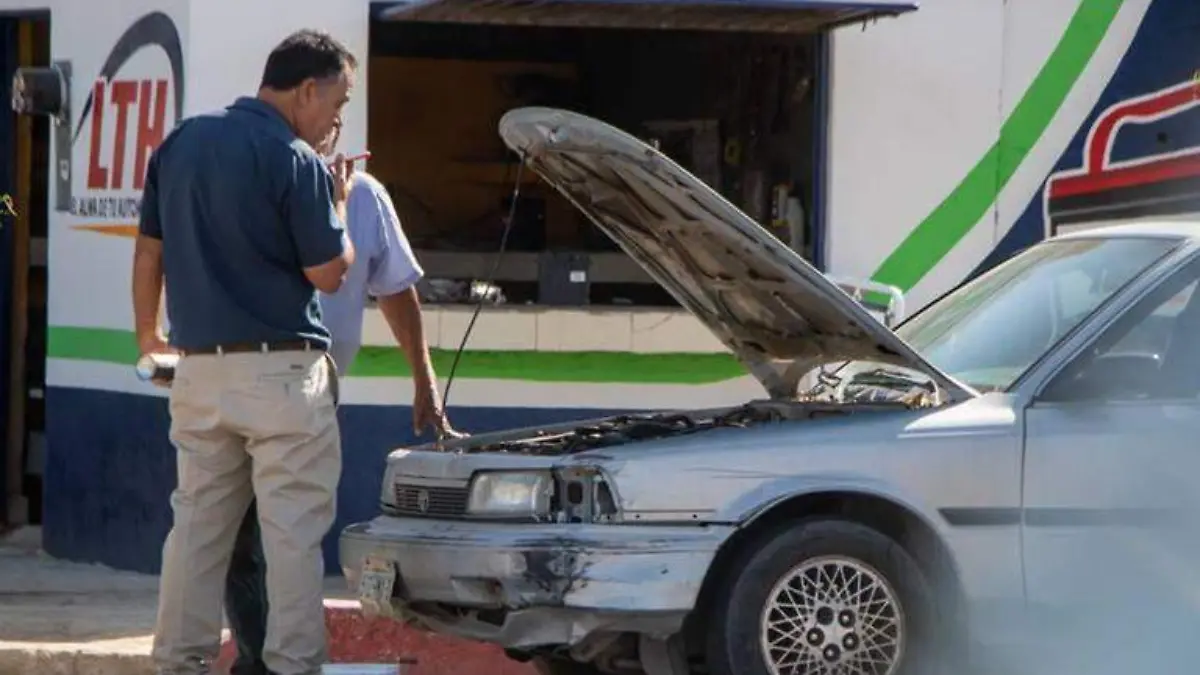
left=1052, top=218, right=1200, bottom=243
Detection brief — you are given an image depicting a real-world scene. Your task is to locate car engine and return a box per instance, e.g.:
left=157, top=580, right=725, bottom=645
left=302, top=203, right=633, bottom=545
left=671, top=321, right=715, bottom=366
left=463, top=400, right=900, bottom=456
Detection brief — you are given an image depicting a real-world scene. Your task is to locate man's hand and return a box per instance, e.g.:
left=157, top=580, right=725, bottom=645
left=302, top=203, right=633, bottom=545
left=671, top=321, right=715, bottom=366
left=329, top=153, right=354, bottom=204
left=137, top=330, right=177, bottom=388
left=138, top=331, right=169, bottom=356
left=376, top=288, right=466, bottom=441
left=413, top=382, right=464, bottom=440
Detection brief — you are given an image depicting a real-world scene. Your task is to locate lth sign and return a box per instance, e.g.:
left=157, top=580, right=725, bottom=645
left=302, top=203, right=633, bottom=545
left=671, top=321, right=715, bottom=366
left=85, top=78, right=168, bottom=192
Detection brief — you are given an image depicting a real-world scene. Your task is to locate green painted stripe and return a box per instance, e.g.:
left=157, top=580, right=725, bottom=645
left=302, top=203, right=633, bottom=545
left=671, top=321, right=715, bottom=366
left=350, top=345, right=746, bottom=383
left=48, top=325, right=142, bottom=363
left=871, top=0, right=1125, bottom=292
left=46, top=325, right=748, bottom=384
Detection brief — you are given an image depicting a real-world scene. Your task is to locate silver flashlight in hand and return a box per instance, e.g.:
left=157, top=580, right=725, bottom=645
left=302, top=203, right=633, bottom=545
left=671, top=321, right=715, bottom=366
left=135, top=352, right=180, bottom=384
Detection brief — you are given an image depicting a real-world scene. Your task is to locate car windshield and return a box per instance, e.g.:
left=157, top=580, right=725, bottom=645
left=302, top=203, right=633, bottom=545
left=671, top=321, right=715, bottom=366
left=802, top=236, right=1182, bottom=402
left=889, top=236, right=1180, bottom=392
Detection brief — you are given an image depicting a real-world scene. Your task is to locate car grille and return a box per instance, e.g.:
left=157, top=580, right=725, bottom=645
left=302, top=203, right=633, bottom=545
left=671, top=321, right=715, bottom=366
left=391, top=483, right=470, bottom=517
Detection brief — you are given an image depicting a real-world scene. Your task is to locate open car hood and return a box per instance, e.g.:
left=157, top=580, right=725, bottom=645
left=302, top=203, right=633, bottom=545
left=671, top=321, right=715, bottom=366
left=498, top=107, right=973, bottom=402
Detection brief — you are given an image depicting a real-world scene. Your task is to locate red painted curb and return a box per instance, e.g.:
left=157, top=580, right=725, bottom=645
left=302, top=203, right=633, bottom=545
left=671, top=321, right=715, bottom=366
left=215, top=601, right=537, bottom=675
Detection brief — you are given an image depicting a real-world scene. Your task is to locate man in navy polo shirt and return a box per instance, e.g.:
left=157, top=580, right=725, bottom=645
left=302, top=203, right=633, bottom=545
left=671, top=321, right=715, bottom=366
left=221, top=117, right=462, bottom=675
left=132, top=29, right=357, bottom=675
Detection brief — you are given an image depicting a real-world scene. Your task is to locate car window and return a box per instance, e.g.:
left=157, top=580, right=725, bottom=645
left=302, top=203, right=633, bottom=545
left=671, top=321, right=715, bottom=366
left=1107, top=280, right=1196, bottom=356
left=1055, top=270, right=1106, bottom=323
left=893, top=237, right=1178, bottom=391
left=1042, top=256, right=1200, bottom=402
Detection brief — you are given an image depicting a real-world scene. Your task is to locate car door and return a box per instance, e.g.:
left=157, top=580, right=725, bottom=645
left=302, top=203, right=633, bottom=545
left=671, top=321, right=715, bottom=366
left=1022, top=254, right=1200, bottom=618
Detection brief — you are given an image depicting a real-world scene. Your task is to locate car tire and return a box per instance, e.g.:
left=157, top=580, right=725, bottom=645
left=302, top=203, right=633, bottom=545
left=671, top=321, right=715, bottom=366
left=706, top=518, right=943, bottom=675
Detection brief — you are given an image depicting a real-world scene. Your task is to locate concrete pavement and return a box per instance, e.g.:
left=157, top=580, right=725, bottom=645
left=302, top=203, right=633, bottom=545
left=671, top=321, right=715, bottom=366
left=0, top=525, right=160, bottom=673
left=0, top=526, right=532, bottom=675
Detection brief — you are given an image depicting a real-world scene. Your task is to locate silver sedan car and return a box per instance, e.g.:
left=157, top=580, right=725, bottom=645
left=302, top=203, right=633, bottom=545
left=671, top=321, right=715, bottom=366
left=340, top=108, right=1200, bottom=675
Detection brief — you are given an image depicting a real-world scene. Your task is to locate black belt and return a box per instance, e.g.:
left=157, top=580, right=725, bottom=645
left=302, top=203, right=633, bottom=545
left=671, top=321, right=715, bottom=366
left=180, top=339, right=324, bottom=356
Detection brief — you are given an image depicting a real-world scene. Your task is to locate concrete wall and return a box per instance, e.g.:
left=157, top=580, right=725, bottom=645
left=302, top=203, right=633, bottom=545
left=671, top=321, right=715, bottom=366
left=827, top=0, right=1162, bottom=311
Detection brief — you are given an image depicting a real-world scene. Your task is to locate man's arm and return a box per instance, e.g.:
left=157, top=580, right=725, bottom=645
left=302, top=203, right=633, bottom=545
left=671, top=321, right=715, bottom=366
left=362, top=177, right=455, bottom=434
left=132, top=237, right=165, bottom=349
left=132, top=151, right=167, bottom=354
left=365, top=180, right=434, bottom=386
left=288, top=152, right=355, bottom=293
left=377, top=287, right=436, bottom=388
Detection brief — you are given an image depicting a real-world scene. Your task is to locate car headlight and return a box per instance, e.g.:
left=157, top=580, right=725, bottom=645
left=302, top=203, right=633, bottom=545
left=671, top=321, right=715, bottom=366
left=467, top=470, right=555, bottom=517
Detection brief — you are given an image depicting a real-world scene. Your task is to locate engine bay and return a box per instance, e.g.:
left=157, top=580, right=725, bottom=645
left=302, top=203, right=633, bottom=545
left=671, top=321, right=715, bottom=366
left=464, top=399, right=911, bottom=456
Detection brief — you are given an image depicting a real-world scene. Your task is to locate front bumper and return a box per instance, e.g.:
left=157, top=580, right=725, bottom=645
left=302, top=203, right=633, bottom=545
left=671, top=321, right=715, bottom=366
left=339, top=515, right=733, bottom=649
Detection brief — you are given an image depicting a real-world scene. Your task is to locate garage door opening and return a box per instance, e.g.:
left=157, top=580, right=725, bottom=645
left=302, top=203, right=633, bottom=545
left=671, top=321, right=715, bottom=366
left=366, top=2, right=912, bottom=309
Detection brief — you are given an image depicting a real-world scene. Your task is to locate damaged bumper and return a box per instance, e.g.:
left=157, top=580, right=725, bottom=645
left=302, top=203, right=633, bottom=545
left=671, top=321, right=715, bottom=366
left=338, top=516, right=733, bottom=649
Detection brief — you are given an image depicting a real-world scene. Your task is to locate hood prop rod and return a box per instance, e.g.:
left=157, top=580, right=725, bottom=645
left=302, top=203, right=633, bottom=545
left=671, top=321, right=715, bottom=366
left=437, top=151, right=527, bottom=451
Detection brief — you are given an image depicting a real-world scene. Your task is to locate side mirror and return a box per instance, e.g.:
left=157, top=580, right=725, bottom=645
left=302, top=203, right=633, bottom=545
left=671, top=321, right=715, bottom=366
left=1041, top=352, right=1162, bottom=402
left=827, top=276, right=906, bottom=327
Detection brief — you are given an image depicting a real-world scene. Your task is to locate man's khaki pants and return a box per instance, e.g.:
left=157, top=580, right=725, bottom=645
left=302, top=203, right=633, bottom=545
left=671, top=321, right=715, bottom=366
left=151, top=348, right=340, bottom=675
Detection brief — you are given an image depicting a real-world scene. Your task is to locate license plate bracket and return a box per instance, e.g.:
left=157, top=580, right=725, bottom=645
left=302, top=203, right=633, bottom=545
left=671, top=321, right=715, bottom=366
left=357, top=556, right=398, bottom=615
